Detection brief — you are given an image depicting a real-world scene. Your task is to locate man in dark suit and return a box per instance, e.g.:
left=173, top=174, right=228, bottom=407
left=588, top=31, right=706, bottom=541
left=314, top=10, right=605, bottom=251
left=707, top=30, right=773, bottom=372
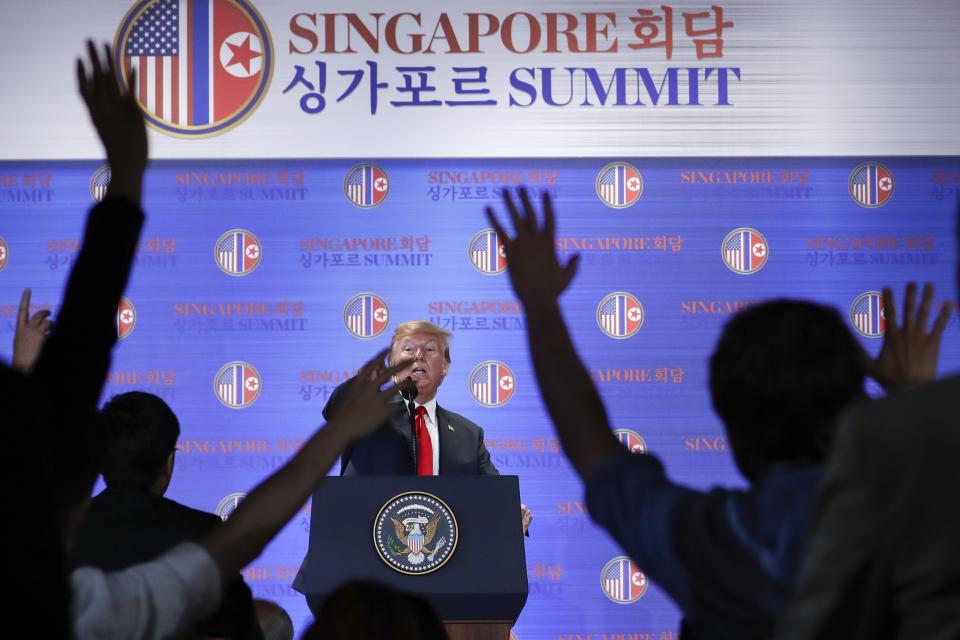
left=327, top=320, right=499, bottom=477
left=779, top=283, right=960, bottom=639
left=70, top=391, right=264, bottom=640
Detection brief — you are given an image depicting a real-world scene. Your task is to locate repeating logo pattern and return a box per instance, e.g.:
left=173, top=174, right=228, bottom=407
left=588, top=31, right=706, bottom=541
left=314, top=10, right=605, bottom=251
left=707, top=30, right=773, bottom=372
left=721, top=228, right=768, bottom=274
left=343, top=293, right=389, bottom=339
left=215, top=361, right=261, bottom=408
left=344, top=163, right=389, bottom=208
left=613, top=429, right=647, bottom=454
left=90, top=165, right=111, bottom=202
left=0, top=236, right=8, bottom=272
left=848, top=162, right=894, bottom=207
left=596, top=162, right=643, bottom=208
left=216, top=492, right=247, bottom=520
left=215, top=229, right=261, bottom=275
left=850, top=291, right=886, bottom=337
left=601, top=556, right=647, bottom=603
left=374, top=492, right=458, bottom=574
left=596, top=292, right=644, bottom=339
left=469, top=361, right=515, bottom=407
left=469, top=229, right=508, bottom=275
left=117, top=296, right=137, bottom=340
left=114, top=0, right=274, bottom=137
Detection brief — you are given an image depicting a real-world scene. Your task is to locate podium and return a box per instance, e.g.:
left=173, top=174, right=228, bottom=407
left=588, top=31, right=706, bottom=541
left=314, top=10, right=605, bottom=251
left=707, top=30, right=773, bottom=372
left=293, top=475, right=528, bottom=640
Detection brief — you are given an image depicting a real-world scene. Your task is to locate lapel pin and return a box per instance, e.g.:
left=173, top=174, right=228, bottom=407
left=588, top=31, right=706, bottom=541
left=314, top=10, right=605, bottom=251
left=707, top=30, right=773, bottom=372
left=448, top=424, right=455, bottom=431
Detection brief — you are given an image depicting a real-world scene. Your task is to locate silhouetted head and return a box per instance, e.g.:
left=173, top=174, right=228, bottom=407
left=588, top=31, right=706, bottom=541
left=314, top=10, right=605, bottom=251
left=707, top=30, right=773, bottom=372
left=709, top=300, right=866, bottom=482
left=99, top=391, right=180, bottom=494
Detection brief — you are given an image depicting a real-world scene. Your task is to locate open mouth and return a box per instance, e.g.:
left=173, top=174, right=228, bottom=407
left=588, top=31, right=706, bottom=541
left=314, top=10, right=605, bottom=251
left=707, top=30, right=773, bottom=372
left=410, top=367, right=427, bottom=376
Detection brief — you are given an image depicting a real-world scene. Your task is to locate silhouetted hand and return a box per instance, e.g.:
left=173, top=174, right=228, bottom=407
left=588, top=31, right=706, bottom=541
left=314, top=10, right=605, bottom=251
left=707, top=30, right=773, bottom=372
left=76, top=40, right=147, bottom=202
left=12, top=289, right=52, bottom=374
left=866, top=282, right=951, bottom=391
left=329, top=349, right=413, bottom=441
left=485, top=188, right=579, bottom=304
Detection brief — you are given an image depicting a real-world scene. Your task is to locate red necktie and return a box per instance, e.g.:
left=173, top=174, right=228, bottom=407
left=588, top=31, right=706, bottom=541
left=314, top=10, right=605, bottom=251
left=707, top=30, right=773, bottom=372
left=415, top=406, right=433, bottom=476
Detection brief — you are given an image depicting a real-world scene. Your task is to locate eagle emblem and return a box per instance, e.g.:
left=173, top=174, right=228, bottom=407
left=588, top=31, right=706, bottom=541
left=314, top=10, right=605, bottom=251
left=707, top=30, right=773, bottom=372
left=374, top=491, right=458, bottom=574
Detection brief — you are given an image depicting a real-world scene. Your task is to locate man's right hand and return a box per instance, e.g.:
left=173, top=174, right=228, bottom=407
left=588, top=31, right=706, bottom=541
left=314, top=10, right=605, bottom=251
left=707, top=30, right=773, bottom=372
left=865, top=282, right=951, bottom=391
left=12, top=289, right=53, bottom=374
left=327, top=349, right=413, bottom=442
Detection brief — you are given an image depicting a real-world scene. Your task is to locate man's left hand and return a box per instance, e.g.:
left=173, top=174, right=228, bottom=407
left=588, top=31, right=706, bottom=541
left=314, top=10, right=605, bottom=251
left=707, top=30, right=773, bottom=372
left=521, top=503, right=533, bottom=536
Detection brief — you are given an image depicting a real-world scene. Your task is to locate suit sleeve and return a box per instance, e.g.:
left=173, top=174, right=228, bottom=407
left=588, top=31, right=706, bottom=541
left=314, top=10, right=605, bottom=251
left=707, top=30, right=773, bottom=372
left=476, top=425, right=499, bottom=475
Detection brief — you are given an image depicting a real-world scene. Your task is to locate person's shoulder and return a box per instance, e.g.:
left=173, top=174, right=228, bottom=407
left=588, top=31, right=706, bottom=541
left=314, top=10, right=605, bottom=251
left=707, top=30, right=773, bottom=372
left=846, top=374, right=960, bottom=431
left=436, top=404, right=483, bottom=433
left=157, top=495, right=222, bottom=527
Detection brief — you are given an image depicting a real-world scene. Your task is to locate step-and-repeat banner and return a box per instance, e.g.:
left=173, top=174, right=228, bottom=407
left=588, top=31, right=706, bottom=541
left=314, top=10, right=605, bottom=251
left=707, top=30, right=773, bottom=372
left=2, top=2, right=960, bottom=639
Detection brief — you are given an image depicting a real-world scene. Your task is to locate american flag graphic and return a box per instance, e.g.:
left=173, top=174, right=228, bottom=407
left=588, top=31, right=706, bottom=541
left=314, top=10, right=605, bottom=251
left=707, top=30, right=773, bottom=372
left=602, top=557, right=646, bottom=602
left=597, top=293, right=644, bottom=338
left=852, top=292, right=886, bottom=337
left=120, top=0, right=267, bottom=129
left=215, top=492, right=246, bottom=520
left=470, top=361, right=514, bottom=406
left=850, top=163, right=894, bottom=207
left=344, top=294, right=389, bottom=338
left=470, top=230, right=507, bottom=273
left=117, top=297, right=136, bottom=340
left=596, top=163, right=642, bottom=207
left=344, top=164, right=389, bottom=207
left=216, top=230, right=260, bottom=275
left=0, top=238, right=7, bottom=271
left=216, top=362, right=260, bottom=407
left=613, top=429, right=647, bottom=454
left=90, top=166, right=111, bottom=202
left=723, top=228, right=767, bottom=273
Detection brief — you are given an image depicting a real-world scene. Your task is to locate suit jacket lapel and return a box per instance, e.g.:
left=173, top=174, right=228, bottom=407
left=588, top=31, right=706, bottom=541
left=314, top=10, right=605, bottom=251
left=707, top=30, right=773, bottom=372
left=436, top=404, right=452, bottom=474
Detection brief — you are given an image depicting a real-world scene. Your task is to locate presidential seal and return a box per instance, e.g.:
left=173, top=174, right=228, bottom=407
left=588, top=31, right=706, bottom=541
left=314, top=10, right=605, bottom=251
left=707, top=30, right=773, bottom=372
left=374, top=492, right=457, bottom=575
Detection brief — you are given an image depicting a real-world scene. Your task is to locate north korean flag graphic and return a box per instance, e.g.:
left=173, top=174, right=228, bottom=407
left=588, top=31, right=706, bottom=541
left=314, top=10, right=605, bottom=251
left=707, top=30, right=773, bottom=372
left=851, top=291, right=886, bottom=338
left=344, top=164, right=390, bottom=208
left=117, top=296, right=136, bottom=340
left=722, top=228, right=768, bottom=274
left=596, top=162, right=643, bottom=208
left=344, top=293, right=389, bottom=339
left=469, top=229, right=508, bottom=274
left=116, top=0, right=273, bottom=137
left=597, top=292, right=644, bottom=339
left=613, top=429, right=647, bottom=454
left=215, top=229, right=261, bottom=275
left=470, top=361, right=515, bottom=407
left=0, top=237, right=7, bottom=272
left=215, top=361, right=260, bottom=408
left=849, top=162, right=894, bottom=207
left=601, top=557, right=647, bottom=603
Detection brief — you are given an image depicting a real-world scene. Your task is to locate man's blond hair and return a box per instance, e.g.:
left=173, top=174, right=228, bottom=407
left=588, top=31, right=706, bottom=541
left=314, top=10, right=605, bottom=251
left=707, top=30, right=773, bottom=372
left=389, top=320, right=452, bottom=363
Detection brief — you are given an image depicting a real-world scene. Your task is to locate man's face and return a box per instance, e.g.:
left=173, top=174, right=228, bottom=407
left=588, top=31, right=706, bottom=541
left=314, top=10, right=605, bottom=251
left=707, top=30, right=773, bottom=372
left=391, top=332, right=449, bottom=403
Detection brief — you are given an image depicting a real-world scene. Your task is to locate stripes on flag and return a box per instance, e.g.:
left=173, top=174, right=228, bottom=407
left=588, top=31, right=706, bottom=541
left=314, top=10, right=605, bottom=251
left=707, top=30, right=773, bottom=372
left=470, top=230, right=505, bottom=273
left=852, top=292, right=885, bottom=336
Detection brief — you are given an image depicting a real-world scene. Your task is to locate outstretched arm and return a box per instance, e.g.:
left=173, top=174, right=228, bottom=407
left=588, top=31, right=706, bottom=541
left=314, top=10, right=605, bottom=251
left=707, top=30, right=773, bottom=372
left=201, top=350, right=412, bottom=582
left=865, top=282, right=950, bottom=392
left=486, top=189, right=623, bottom=481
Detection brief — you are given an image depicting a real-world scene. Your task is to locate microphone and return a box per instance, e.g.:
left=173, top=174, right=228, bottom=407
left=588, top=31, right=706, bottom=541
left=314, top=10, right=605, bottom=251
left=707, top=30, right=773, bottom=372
left=399, top=376, right=418, bottom=402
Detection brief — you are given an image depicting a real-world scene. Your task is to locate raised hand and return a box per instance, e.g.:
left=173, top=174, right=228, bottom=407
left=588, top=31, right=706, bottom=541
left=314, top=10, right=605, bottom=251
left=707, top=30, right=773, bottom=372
left=866, top=282, right=951, bottom=391
left=76, top=40, right=148, bottom=202
left=485, top=188, right=580, bottom=304
left=12, top=289, right=53, bottom=374
left=329, top=349, right=413, bottom=441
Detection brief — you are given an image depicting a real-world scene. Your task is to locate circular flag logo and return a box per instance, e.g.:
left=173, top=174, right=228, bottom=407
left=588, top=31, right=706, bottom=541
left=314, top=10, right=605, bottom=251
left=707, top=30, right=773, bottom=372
left=848, top=162, right=894, bottom=208
left=117, top=296, right=136, bottom=340
left=374, top=491, right=458, bottom=575
left=114, top=0, right=274, bottom=138
left=90, top=165, right=111, bottom=202
left=344, top=163, right=389, bottom=208
left=343, top=293, right=389, bottom=339
left=601, top=556, right=647, bottom=603
left=469, top=360, right=515, bottom=407
left=596, top=162, right=643, bottom=208
left=469, top=229, right=507, bottom=275
left=721, top=228, right=768, bottom=274
left=613, top=429, right=647, bottom=454
left=850, top=291, right=886, bottom=338
left=596, top=292, right=644, bottom=339
left=215, top=229, right=261, bottom=276
left=214, top=361, right=261, bottom=408
left=216, top=492, right=247, bottom=520
left=0, top=236, right=8, bottom=272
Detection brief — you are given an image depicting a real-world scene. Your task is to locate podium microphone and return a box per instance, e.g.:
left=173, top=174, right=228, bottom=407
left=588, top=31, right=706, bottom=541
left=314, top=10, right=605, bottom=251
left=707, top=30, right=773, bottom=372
left=399, top=377, right=419, bottom=471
